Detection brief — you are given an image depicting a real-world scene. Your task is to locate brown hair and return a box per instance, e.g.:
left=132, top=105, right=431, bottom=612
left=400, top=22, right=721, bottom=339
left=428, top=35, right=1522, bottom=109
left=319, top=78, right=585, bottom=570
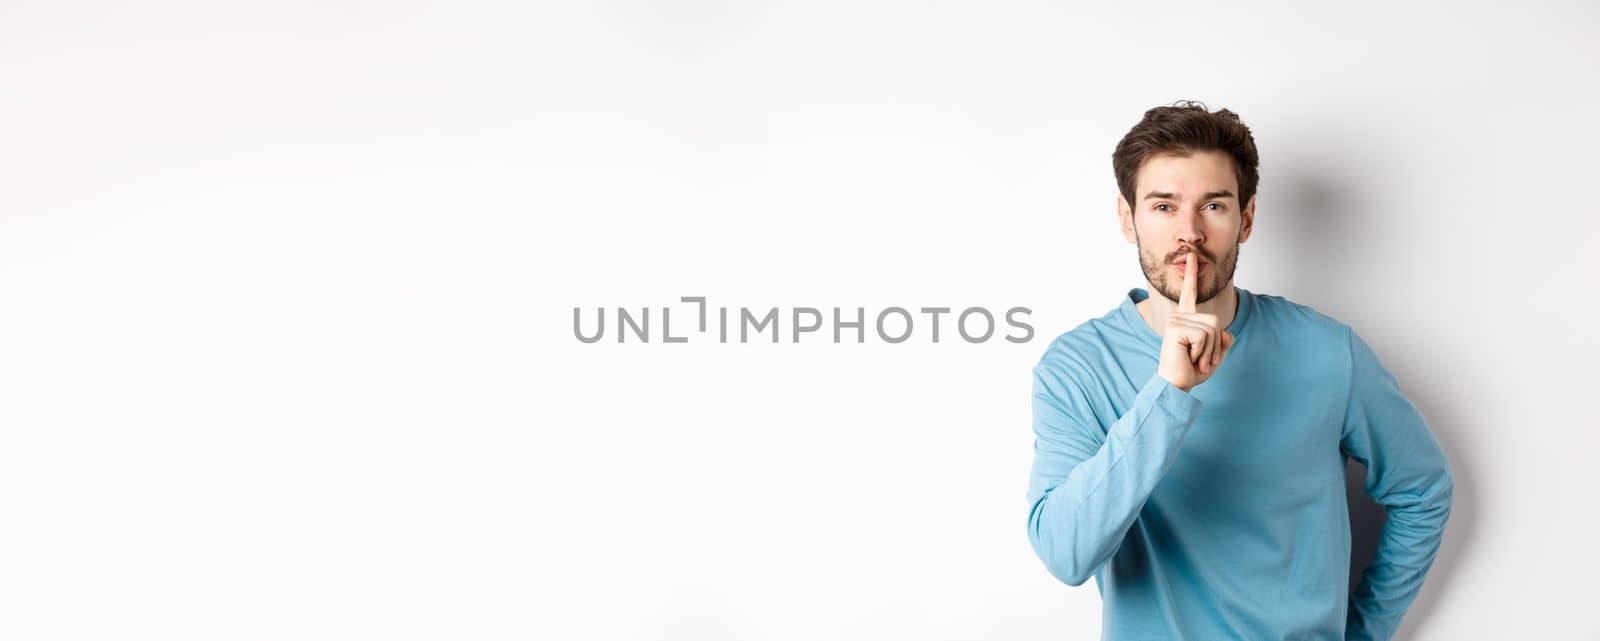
left=1112, top=100, right=1259, bottom=215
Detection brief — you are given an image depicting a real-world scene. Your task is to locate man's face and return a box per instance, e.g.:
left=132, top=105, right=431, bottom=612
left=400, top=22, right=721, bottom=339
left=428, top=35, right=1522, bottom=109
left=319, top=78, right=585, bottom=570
left=1117, top=149, right=1255, bottom=305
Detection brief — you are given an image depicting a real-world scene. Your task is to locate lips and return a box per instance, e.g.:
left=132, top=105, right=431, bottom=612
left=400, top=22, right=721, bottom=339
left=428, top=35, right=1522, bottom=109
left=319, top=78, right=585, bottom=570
left=1172, top=255, right=1207, bottom=270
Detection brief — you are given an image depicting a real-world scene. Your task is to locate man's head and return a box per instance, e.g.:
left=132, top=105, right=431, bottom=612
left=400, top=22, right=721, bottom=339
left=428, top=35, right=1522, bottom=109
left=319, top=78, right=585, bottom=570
left=1113, top=100, right=1258, bottom=306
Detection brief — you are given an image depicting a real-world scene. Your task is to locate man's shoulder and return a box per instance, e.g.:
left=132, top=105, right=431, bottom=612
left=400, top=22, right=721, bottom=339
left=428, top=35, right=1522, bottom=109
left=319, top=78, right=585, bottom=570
left=1032, top=307, right=1125, bottom=377
left=1248, top=290, right=1354, bottom=335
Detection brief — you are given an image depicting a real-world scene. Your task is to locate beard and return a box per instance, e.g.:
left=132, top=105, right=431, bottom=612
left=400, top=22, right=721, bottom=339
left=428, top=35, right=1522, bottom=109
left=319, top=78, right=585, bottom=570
left=1137, top=239, right=1239, bottom=305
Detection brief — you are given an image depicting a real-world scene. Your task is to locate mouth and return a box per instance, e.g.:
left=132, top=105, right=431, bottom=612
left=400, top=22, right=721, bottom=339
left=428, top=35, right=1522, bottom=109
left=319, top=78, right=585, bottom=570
left=1171, top=255, right=1208, bottom=272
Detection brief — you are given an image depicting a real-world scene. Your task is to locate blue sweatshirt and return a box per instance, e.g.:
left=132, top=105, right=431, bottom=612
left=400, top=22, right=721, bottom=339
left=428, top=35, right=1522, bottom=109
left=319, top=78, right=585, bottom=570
left=1025, top=286, right=1453, bottom=641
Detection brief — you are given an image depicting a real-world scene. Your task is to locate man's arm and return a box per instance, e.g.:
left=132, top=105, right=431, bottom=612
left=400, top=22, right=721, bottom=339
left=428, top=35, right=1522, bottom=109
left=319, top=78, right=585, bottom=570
left=1341, top=326, right=1455, bottom=641
left=1025, top=365, right=1202, bottom=586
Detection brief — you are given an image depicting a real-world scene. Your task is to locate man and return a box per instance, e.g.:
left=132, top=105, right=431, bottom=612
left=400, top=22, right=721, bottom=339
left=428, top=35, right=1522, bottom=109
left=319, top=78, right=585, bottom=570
left=1024, top=101, right=1453, bottom=641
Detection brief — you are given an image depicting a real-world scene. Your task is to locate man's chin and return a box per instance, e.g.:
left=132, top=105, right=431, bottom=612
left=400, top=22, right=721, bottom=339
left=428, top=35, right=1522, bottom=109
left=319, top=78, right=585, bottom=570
left=1145, top=279, right=1187, bottom=305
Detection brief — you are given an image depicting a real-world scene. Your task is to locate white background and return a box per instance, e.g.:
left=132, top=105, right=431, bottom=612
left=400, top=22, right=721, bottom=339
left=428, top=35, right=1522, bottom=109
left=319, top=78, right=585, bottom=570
left=1, top=1, right=1596, bottom=639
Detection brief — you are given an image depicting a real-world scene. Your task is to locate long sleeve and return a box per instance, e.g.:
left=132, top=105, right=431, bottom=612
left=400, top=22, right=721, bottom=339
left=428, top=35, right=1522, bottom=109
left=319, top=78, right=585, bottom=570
left=1340, top=327, right=1455, bottom=641
left=1025, top=365, right=1203, bottom=587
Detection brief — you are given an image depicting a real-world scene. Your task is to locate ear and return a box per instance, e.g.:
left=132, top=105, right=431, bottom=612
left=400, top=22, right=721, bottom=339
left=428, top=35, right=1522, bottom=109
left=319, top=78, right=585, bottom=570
left=1118, top=194, right=1137, bottom=244
left=1238, top=194, right=1256, bottom=243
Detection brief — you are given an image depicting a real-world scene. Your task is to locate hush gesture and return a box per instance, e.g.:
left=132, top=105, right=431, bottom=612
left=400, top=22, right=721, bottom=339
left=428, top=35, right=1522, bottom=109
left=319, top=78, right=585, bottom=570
left=1157, top=252, right=1235, bottom=392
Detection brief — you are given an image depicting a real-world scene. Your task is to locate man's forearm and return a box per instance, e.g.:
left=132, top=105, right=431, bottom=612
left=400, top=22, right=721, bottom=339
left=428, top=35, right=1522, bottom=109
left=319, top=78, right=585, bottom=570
left=1026, top=373, right=1202, bottom=586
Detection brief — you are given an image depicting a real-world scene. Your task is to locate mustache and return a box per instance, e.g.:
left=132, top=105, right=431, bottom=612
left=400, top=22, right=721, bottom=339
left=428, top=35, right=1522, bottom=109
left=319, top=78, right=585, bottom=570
left=1167, top=248, right=1213, bottom=264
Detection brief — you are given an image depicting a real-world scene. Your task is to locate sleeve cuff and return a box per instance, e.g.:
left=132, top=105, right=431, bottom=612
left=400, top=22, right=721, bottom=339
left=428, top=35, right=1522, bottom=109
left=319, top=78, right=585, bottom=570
left=1142, top=373, right=1203, bottom=424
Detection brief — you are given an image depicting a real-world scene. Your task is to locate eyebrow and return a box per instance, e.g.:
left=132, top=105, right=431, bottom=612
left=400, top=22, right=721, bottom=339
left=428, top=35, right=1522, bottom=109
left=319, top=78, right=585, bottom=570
left=1142, top=190, right=1236, bottom=201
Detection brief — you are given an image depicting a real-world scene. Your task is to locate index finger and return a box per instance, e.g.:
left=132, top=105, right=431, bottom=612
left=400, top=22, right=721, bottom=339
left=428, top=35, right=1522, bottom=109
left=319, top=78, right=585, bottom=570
left=1177, top=252, right=1197, bottom=313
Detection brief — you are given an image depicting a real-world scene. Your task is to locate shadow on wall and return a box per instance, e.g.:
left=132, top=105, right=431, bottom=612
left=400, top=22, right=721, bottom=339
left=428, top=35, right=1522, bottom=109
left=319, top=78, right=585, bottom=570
left=1277, top=169, right=1474, bottom=641
left=1344, top=459, right=1384, bottom=597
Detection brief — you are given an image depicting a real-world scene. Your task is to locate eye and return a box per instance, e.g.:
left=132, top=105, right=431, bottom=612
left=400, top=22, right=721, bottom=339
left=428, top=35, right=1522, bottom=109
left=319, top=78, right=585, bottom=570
left=1205, top=202, right=1224, bottom=211
left=1154, top=203, right=1173, bottom=212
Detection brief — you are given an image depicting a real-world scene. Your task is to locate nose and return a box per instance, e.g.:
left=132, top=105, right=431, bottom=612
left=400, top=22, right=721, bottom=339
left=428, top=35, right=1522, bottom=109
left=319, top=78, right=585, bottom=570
left=1174, top=209, right=1205, bottom=248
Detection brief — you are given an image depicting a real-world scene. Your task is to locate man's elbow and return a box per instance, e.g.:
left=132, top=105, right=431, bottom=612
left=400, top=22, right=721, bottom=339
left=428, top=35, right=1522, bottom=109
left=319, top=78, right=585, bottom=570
left=1048, top=561, right=1096, bottom=587
left=1027, top=504, right=1096, bottom=587
left=1423, top=455, right=1455, bottom=514
left=1434, top=463, right=1455, bottom=520
left=1398, top=462, right=1455, bottom=527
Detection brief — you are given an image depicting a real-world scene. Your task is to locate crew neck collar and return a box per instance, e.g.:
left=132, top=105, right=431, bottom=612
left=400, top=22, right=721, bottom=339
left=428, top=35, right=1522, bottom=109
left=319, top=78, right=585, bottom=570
left=1118, top=285, right=1255, bottom=351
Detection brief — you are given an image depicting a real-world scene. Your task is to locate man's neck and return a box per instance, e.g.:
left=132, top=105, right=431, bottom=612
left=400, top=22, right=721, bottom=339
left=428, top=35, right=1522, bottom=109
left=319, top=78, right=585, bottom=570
left=1137, top=282, right=1239, bottom=335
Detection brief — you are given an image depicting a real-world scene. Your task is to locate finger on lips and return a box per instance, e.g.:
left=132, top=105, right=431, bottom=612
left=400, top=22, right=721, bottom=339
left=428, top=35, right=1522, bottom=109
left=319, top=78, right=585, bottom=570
left=1178, top=251, right=1197, bottom=314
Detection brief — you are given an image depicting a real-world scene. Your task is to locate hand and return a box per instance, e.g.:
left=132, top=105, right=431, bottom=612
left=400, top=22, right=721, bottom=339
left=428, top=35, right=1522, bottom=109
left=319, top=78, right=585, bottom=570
left=1156, top=252, right=1235, bottom=392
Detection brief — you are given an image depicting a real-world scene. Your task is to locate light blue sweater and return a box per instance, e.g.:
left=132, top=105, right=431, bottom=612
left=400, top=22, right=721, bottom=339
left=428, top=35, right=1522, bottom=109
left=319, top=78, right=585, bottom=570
left=1025, top=286, right=1453, bottom=641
